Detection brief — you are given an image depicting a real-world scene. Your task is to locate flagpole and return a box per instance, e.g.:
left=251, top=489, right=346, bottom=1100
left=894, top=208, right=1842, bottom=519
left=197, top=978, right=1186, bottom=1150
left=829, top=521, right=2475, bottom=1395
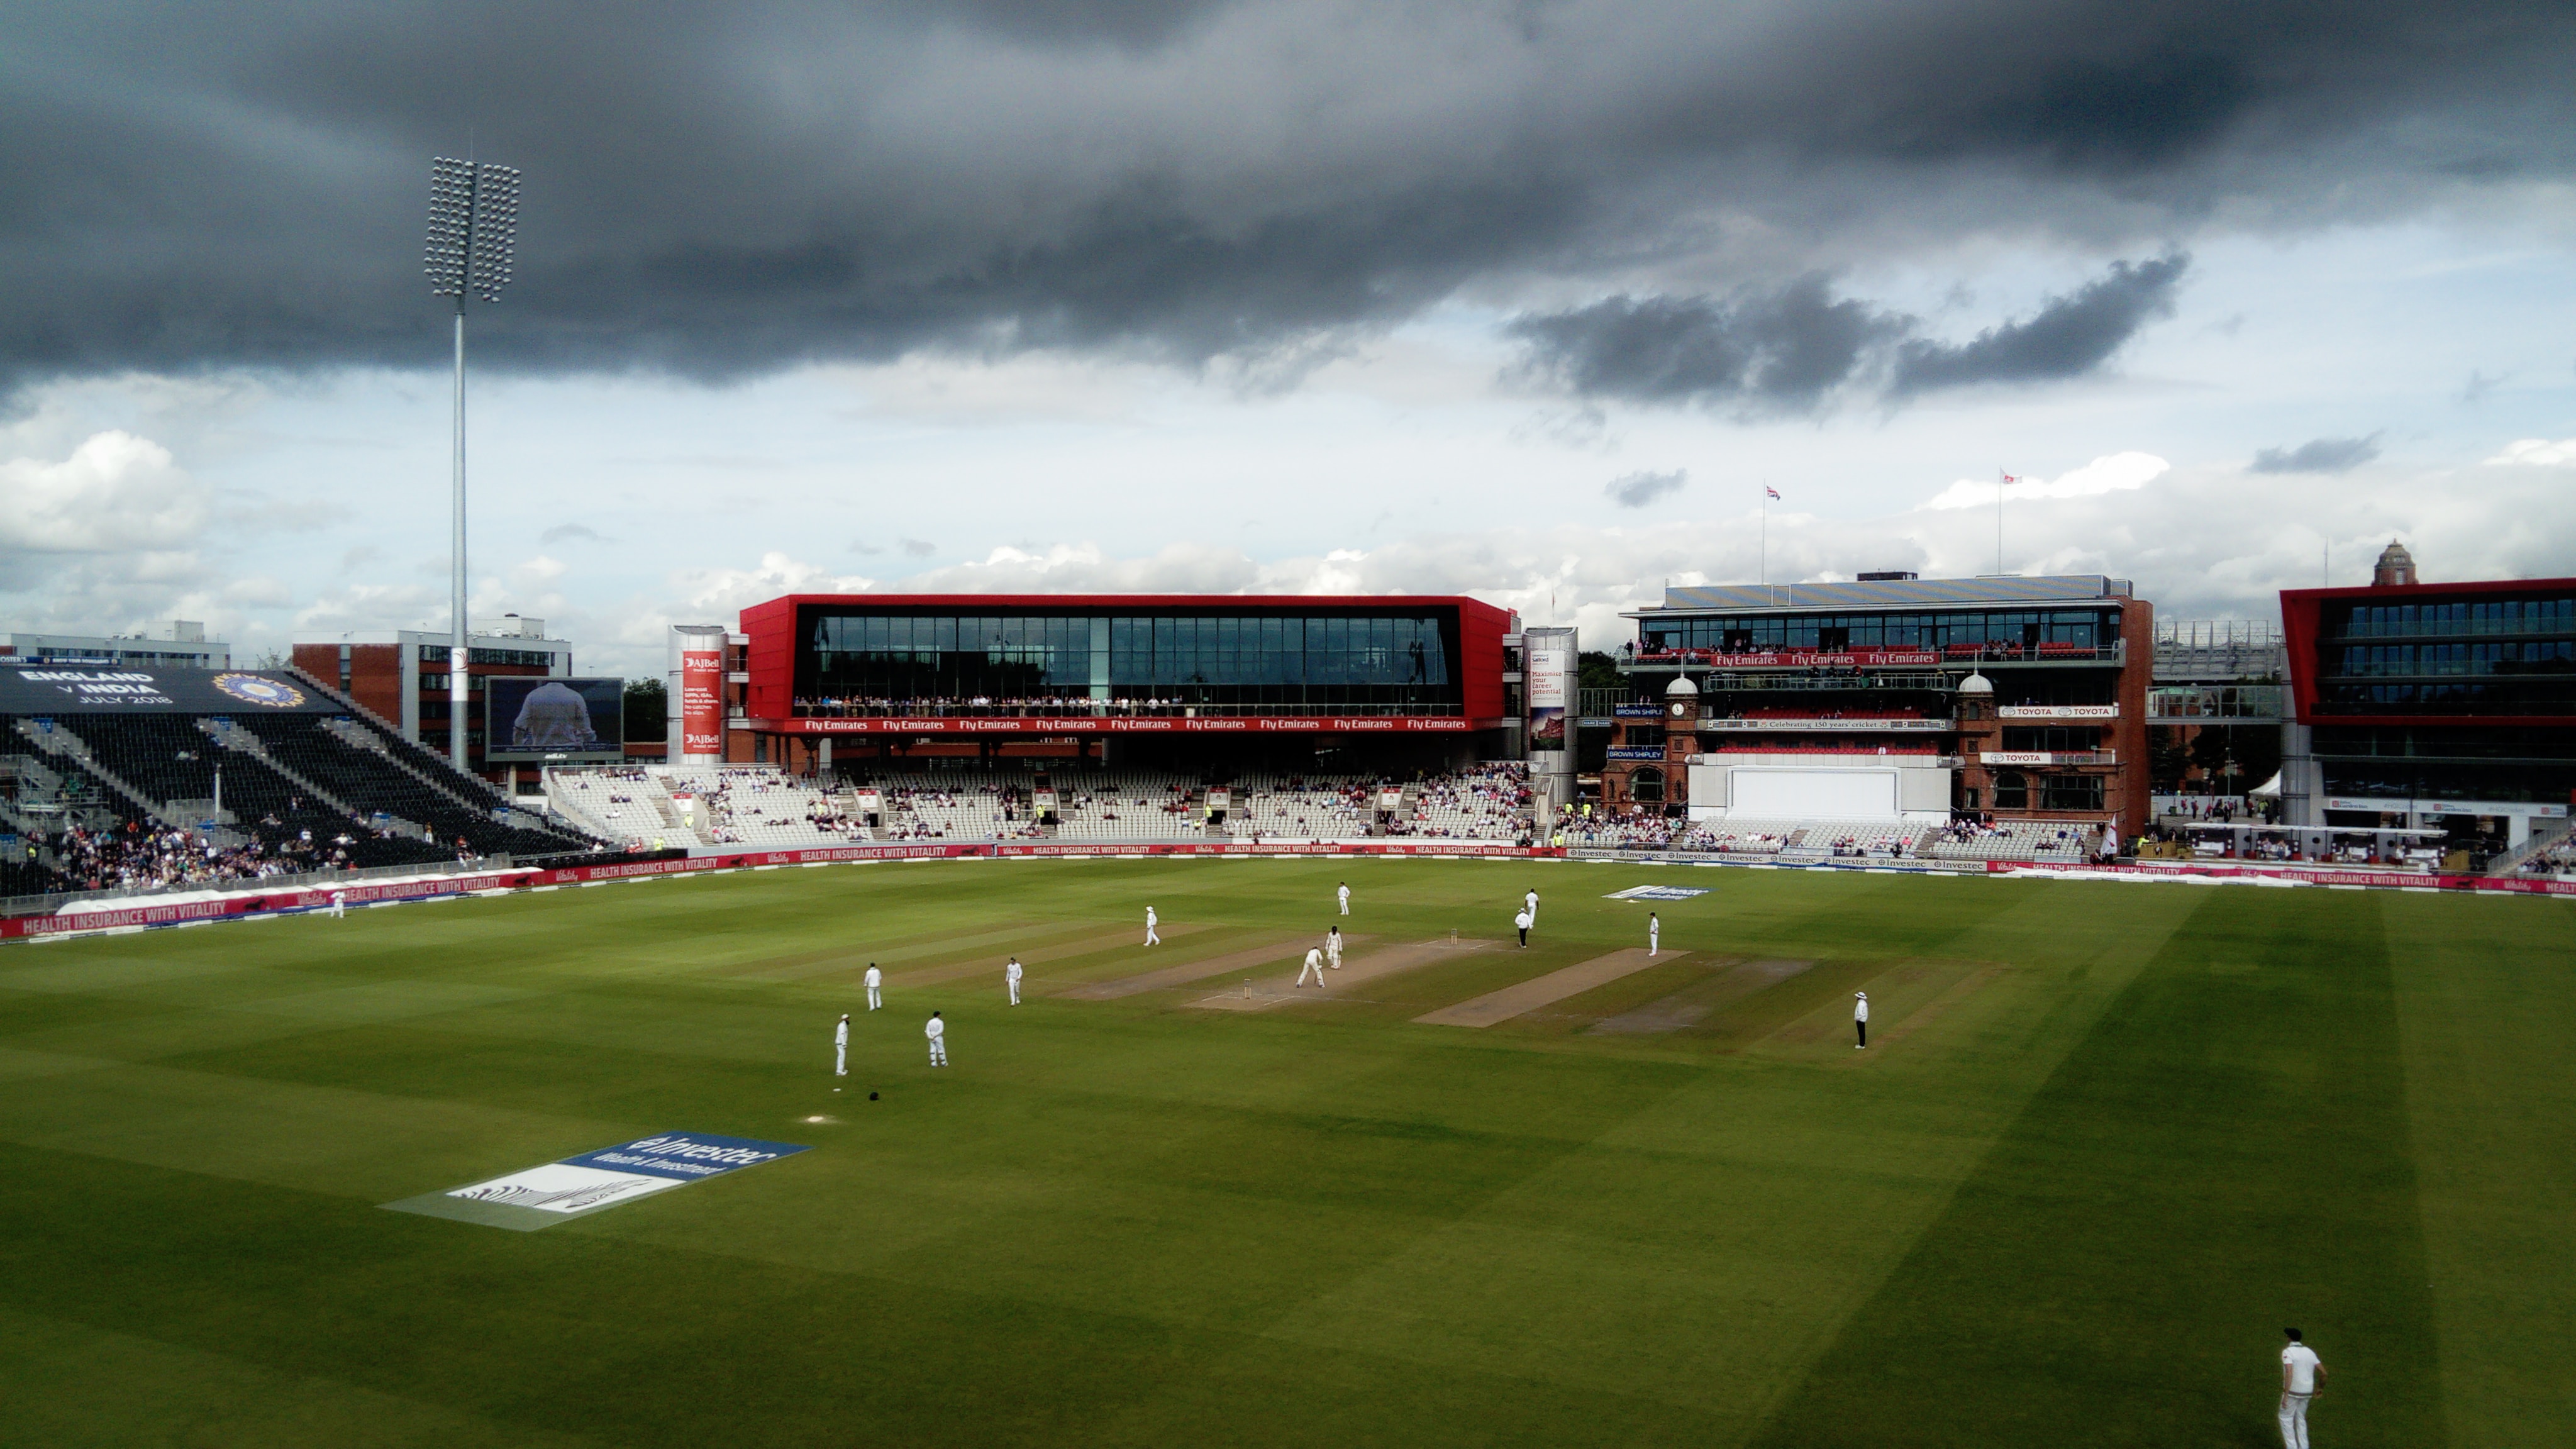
left=1996, top=467, right=2006, bottom=575
left=1760, top=482, right=1768, bottom=587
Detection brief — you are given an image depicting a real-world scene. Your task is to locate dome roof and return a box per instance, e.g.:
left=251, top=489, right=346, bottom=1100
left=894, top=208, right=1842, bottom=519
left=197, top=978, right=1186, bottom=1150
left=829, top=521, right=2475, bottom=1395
left=1664, top=674, right=1700, bottom=696
left=1956, top=671, right=1994, bottom=694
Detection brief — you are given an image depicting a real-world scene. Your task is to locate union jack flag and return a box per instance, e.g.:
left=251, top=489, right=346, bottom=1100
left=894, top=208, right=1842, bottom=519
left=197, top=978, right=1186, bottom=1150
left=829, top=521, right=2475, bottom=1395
left=1764, top=486, right=1782, bottom=500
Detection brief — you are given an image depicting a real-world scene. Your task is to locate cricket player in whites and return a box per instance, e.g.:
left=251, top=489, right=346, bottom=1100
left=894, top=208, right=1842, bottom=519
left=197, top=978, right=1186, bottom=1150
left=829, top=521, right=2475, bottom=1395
left=1296, top=946, right=1328, bottom=988
left=1005, top=957, right=1023, bottom=1006
left=1337, top=880, right=1351, bottom=915
left=925, top=1011, right=948, bottom=1067
left=2279, top=1328, right=2325, bottom=1449
left=1326, top=925, right=1344, bottom=970
left=833, top=1013, right=850, bottom=1076
left=328, top=889, right=347, bottom=919
left=1144, top=906, right=1161, bottom=946
left=1648, top=911, right=1660, bottom=956
left=1524, top=887, right=1540, bottom=924
left=864, top=962, right=883, bottom=1011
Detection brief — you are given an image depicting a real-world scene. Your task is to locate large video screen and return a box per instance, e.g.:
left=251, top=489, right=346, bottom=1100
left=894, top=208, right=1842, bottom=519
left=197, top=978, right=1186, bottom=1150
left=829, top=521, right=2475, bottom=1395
left=485, top=675, right=626, bottom=761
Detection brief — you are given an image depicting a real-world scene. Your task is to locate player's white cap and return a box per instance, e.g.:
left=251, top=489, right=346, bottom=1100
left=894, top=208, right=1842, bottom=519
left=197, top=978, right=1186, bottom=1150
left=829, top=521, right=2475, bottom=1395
left=1855, top=991, right=1867, bottom=998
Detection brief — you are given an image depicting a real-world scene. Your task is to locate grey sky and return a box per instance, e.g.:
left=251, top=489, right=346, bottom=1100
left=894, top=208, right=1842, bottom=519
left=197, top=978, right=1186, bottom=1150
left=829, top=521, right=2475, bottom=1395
left=3, top=2, right=2573, bottom=674
left=4, top=1, right=2570, bottom=392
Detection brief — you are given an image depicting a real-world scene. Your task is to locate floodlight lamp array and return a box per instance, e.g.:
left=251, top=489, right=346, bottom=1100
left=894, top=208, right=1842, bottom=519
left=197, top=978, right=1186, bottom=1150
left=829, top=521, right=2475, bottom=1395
left=424, top=158, right=521, bottom=303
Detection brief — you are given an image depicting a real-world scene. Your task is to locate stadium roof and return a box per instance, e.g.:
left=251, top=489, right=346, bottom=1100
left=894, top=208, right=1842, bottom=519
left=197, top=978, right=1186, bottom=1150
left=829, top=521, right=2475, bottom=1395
left=1635, top=575, right=2135, bottom=616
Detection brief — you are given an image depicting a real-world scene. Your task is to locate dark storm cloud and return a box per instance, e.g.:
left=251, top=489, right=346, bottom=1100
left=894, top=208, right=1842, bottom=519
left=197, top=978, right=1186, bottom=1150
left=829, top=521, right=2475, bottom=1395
left=1510, top=277, right=1907, bottom=413
left=1605, top=469, right=1688, bottom=508
left=2250, top=434, right=2382, bottom=474
left=0, top=0, right=2570, bottom=394
left=1512, top=255, right=2184, bottom=411
left=1889, top=254, right=2188, bottom=395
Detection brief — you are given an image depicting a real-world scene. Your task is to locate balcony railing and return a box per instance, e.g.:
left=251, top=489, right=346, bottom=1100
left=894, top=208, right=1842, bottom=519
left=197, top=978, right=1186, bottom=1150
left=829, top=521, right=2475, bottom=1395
left=1697, top=716, right=1953, bottom=733
left=1621, top=641, right=2123, bottom=670
left=2145, top=686, right=2284, bottom=720
left=1996, top=704, right=2120, bottom=721
left=790, top=699, right=1465, bottom=720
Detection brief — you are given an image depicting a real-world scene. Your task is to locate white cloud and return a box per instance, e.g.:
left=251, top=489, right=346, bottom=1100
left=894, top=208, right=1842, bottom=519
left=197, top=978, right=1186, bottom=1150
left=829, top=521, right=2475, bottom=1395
left=675, top=552, right=879, bottom=615
left=0, top=431, right=206, bottom=552
left=1919, top=451, right=2170, bottom=510
left=292, top=582, right=443, bottom=633
left=901, top=541, right=1261, bottom=595
left=2485, top=437, right=2576, bottom=466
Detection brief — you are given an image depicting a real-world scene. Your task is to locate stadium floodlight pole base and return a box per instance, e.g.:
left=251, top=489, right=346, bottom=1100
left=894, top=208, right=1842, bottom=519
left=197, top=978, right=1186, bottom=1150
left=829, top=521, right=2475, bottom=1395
left=450, top=300, right=469, bottom=773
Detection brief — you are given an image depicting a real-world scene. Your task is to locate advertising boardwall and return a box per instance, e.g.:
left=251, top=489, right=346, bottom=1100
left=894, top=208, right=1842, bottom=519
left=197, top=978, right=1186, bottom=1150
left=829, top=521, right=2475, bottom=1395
left=0, top=667, right=336, bottom=715
left=1526, top=640, right=1569, bottom=750
left=9, top=840, right=2565, bottom=944
left=670, top=624, right=729, bottom=763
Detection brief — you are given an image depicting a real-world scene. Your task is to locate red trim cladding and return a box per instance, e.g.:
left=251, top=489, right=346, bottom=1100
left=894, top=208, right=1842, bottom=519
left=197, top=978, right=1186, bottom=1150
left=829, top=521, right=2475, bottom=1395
left=1452, top=596, right=1513, bottom=721
left=2282, top=577, right=2576, bottom=726
left=2281, top=589, right=2323, bottom=724
left=736, top=593, right=1517, bottom=721
left=740, top=595, right=799, bottom=723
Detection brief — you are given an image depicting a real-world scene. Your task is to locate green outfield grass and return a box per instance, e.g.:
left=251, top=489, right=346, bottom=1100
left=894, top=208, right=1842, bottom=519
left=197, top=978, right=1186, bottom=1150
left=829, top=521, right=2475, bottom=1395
left=0, top=859, right=2568, bottom=1446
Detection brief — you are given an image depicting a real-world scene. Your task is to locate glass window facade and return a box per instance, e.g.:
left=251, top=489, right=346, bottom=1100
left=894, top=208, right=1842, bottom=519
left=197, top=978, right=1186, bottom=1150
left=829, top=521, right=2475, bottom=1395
left=2313, top=726, right=2576, bottom=804
left=2313, top=594, right=2576, bottom=714
left=416, top=645, right=560, bottom=669
left=1640, top=608, right=2118, bottom=654
left=796, top=608, right=1457, bottom=710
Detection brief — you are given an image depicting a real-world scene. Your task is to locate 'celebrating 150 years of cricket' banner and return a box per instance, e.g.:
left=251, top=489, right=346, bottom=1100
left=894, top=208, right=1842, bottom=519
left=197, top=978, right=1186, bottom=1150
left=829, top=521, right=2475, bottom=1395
left=385, top=1131, right=811, bottom=1231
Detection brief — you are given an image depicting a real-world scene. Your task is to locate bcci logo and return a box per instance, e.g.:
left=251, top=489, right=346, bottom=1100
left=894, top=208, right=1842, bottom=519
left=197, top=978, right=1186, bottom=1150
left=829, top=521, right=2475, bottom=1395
left=212, top=673, right=306, bottom=709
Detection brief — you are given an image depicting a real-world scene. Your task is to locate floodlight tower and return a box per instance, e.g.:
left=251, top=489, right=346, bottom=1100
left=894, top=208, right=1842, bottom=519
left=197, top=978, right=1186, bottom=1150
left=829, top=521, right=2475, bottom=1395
left=423, top=157, right=521, bottom=771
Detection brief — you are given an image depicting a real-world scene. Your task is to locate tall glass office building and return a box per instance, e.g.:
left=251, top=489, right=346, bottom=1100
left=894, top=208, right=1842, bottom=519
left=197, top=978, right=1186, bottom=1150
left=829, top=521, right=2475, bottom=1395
left=2284, top=572, right=2576, bottom=844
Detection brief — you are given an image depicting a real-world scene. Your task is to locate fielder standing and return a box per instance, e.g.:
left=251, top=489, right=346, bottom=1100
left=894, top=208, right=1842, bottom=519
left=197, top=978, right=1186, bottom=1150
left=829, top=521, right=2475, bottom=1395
left=1648, top=911, right=1660, bottom=956
left=1297, top=947, right=1327, bottom=988
left=1005, top=956, right=1023, bottom=1006
left=864, top=962, right=883, bottom=1011
left=1523, top=887, right=1540, bottom=924
left=2279, top=1329, right=2325, bottom=1449
left=833, top=1013, right=850, bottom=1076
left=328, top=889, right=347, bottom=919
left=1337, top=880, right=1351, bottom=915
left=1854, top=991, right=1868, bottom=1049
left=1514, top=908, right=1531, bottom=947
left=925, top=1011, right=948, bottom=1067
left=1326, top=925, right=1343, bottom=970
left=1144, top=906, right=1161, bottom=946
